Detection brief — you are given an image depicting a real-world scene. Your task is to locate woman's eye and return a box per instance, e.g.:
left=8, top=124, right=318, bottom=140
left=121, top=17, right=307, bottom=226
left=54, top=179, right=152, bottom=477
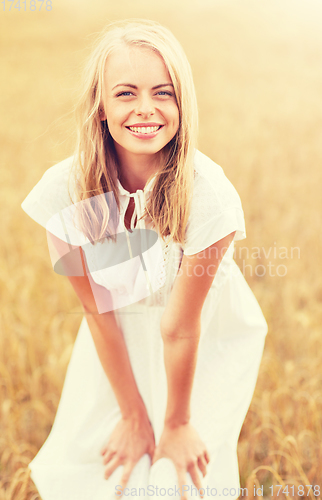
left=116, top=90, right=173, bottom=97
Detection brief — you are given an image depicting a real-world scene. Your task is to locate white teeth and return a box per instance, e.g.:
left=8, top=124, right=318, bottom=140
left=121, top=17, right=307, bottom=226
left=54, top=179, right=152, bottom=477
left=128, top=126, right=161, bottom=134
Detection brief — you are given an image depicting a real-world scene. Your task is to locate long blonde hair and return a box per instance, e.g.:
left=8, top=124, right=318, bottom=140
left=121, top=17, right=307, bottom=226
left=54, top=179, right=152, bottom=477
left=68, top=18, right=198, bottom=246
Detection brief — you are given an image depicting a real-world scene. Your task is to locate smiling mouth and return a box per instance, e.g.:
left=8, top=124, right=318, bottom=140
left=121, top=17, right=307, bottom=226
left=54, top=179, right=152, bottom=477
left=126, top=125, right=163, bottom=134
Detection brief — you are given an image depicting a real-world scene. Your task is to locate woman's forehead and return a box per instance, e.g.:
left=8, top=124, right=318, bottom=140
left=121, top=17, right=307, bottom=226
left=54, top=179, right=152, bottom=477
left=104, top=45, right=171, bottom=88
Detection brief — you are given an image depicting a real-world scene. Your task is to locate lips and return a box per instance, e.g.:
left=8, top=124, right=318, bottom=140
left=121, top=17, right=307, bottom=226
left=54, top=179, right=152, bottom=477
left=126, top=125, right=163, bottom=134
left=126, top=122, right=164, bottom=127
left=125, top=124, right=165, bottom=140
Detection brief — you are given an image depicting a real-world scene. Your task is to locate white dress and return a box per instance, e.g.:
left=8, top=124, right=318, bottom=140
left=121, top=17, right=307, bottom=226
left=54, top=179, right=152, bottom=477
left=21, top=149, right=268, bottom=500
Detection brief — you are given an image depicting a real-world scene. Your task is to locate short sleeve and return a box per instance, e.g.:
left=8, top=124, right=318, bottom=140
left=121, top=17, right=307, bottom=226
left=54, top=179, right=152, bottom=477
left=183, top=151, right=246, bottom=256
left=20, top=156, right=86, bottom=246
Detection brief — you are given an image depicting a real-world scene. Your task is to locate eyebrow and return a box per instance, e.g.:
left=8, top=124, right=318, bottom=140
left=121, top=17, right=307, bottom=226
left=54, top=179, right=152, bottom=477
left=112, top=83, right=174, bottom=90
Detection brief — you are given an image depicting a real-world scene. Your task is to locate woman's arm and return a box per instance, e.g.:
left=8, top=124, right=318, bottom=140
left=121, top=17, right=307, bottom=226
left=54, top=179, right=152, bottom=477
left=83, top=306, right=147, bottom=419
left=47, top=231, right=146, bottom=419
left=153, top=232, right=236, bottom=499
left=160, top=231, right=236, bottom=427
left=47, top=231, right=156, bottom=491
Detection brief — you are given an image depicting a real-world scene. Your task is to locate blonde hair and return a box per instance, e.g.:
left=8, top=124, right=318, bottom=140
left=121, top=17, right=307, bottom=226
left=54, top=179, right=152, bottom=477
left=68, top=18, right=198, bottom=246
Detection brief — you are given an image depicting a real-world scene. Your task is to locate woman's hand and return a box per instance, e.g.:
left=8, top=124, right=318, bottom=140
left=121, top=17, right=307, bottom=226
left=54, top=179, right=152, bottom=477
left=152, top=423, right=210, bottom=500
left=100, top=412, right=155, bottom=495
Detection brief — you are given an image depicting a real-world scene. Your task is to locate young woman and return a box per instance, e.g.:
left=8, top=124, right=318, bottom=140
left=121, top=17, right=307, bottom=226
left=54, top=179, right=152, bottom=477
left=21, top=19, right=268, bottom=500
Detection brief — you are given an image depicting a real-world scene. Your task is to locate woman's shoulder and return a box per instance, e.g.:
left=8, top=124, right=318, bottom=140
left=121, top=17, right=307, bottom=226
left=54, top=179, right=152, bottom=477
left=23, top=155, right=76, bottom=202
left=193, top=149, right=225, bottom=178
left=192, top=149, right=243, bottom=213
left=21, top=155, right=78, bottom=232
left=181, top=150, right=247, bottom=253
left=35, top=155, right=76, bottom=190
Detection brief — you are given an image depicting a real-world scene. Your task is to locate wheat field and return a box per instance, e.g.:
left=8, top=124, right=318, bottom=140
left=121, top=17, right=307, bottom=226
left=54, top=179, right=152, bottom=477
left=0, top=0, right=322, bottom=498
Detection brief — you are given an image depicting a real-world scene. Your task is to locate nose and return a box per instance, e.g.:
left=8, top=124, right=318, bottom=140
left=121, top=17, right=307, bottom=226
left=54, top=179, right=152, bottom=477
left=135, top=93, right=155, bottom=117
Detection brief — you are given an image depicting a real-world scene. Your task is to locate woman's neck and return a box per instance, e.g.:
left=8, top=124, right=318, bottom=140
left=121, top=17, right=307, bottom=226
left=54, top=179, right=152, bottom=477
left=115, top=146, right=160, bottom=194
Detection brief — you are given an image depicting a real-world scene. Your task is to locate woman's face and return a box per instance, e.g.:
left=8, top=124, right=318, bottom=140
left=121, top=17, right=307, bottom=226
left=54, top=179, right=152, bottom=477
left=101, top=44, right=180, bottom=163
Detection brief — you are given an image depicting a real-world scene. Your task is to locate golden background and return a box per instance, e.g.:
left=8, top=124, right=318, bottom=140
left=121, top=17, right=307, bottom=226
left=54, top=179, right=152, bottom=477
left=0, top=0, right=321, bottom=497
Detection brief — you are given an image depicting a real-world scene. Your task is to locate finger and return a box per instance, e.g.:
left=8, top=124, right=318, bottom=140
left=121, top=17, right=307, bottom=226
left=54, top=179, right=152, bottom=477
left=100, top=444, right=108, bottom=455
left=149, top=442, right=156, bottom=460
left=151, top=448, right=162, bottom=466
left=197, top=455, right=208, bottom=477
left=104, top=455, right=121, bottom=480
left=148, top=444, right=155, bottom=462
left=188, top=462, right=204, bottom=497
left=117, top=462, right=135, bottom=497
left=204, top=450, right=211, bottom=464
left=103, top=449, right=117, bottom=465
left=177, top=467, right=188, bottom=500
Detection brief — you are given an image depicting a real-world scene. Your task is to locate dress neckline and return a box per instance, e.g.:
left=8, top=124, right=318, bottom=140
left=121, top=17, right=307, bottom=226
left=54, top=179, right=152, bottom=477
left=116, top=172, right=157, bottom=197
left=116, top=173, right=157, bottom=232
